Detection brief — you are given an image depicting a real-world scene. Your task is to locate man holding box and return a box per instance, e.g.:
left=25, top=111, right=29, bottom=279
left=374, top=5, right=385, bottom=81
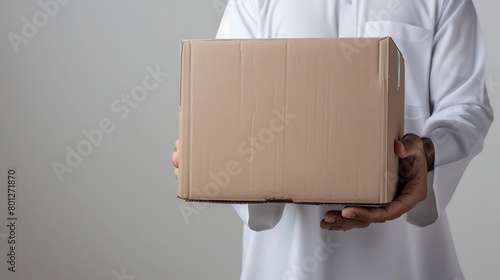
left=173, top=0, right=493, bottom=279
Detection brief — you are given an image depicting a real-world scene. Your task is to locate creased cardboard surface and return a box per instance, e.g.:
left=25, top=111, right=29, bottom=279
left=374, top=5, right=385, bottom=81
left=178, top=37, right=404, bottom=205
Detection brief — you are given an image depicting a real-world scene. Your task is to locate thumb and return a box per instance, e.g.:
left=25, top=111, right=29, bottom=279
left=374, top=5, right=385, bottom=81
left=394, top=134, right=424, bottom=159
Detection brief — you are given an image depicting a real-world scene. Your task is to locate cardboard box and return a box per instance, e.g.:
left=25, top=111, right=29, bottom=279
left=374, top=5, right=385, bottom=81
left=178, top=37, right=404, bottom=205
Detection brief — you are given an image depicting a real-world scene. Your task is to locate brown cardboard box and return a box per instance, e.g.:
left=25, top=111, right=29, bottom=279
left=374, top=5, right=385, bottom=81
left=178, top=37, right=404, bottom=205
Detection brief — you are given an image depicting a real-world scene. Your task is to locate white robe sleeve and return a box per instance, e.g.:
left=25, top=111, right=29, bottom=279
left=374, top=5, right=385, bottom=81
left=406, top=0, right=494, bottom=226
left=216, top=0, right=286, bottom=231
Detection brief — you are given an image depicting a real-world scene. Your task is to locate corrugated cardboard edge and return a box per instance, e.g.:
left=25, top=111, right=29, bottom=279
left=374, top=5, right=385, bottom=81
left=178, top=40, right=191, bottom=199
left=379, top=37, right=390, bottom=203
left=386, top=37, right=405, bottom=202
left=178, top=196, right=388, bottom=207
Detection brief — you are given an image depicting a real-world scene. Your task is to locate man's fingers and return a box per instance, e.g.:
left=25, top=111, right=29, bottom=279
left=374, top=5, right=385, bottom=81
left=341, top=198, right=409, bottom=223
left=324, top=210, right=343, bottom=223
left=394, top=139, right=406, bottom=157
left=321, top=211, right=370, bottom=230
left=172, top=139, right=179, bottom=175
left=172, top=150, right=179, bottom=168
left=320, top=219, right=369, bottom=231
left=395, top=133, right=423, bottom=158
left=342, top=176, right=427, bottom=223
left=173, top=139, right=180, bottom=178
left=342, top=207, right=389, bottom=223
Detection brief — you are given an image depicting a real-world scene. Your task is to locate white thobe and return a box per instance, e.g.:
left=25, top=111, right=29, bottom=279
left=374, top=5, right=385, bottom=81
left=216, top=0, right=494, bottom=279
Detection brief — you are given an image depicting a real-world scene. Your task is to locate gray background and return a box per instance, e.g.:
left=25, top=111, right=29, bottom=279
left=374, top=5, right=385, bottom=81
left=0, top=1, right=498, bottom=279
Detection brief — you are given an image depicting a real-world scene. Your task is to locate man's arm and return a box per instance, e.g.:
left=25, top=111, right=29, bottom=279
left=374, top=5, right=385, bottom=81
left=322, top=0, right=493, bottom=230
left=407, top=0, right=493, bottom=226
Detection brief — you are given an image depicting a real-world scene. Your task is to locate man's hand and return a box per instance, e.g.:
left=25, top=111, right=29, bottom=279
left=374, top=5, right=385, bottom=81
left=320, top=133, right=431, bottom=231
left=172, top=139, right=179, bottom=178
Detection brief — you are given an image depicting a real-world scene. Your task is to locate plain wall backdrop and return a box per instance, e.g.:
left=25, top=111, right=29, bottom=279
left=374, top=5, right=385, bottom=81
left=0, top=1, right=498, bottom=280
